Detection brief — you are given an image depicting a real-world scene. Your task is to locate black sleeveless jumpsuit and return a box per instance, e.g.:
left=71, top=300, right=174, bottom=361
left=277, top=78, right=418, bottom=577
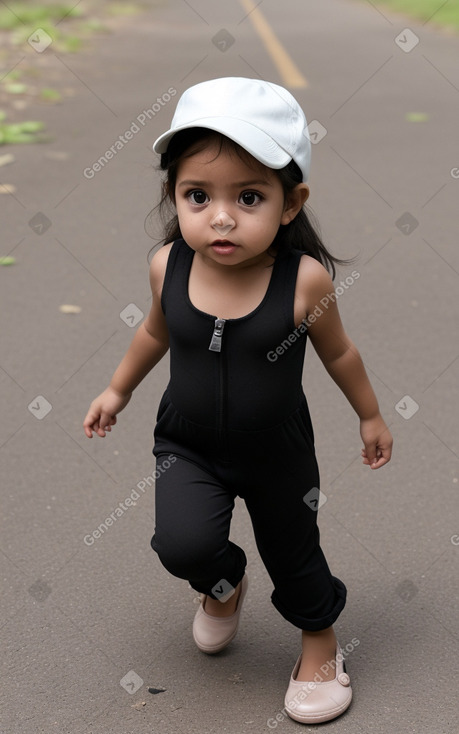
left=151, top=238, right=346, bottom=631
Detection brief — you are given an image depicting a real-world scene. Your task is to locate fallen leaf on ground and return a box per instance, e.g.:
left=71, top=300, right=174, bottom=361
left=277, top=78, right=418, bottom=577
left=45, top=151, right=70, bottom=161
left=59, top=304, right=82, bottom=314
left=0, top=256, right=16, bottom=265
left=405, top=112, right=429, bottom=122
left=0, top=154, right=15, bottom=167
left=0, top=184, right=16, bottom=194
left=5, top=83, right=27, bottom=94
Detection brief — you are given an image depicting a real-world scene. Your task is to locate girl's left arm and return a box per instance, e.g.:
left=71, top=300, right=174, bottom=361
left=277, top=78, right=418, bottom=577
left=301, top=258, right=393, bottom=469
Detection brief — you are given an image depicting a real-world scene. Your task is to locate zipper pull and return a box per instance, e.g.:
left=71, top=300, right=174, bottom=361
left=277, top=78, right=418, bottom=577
left=208, top=318, right=226, bottom=352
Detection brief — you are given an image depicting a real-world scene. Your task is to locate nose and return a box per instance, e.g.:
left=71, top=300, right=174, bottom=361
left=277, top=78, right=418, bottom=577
left=211, top=210, right=236, bottom=237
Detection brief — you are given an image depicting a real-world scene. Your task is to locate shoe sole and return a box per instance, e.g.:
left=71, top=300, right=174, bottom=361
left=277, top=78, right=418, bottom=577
left=285, top=694, right=352, bottom=724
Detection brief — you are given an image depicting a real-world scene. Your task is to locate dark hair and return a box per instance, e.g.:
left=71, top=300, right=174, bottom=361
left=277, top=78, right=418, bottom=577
left=148, top=128, right=354, bottom=278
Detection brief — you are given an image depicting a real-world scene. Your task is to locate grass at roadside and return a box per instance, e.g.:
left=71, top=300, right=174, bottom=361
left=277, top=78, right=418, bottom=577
left=363, top=0, right=459, bottom=31
left=0, top=2, right=150, bottom=144
left=0, top=111, right=46, bottom=144
left=0, top=1, right=107, bottom=53
left=0, top=3, right=81, bottom=29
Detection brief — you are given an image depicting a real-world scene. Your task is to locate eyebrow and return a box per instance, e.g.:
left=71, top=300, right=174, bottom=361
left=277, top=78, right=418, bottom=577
left=177, top=179, right=274, bottom=188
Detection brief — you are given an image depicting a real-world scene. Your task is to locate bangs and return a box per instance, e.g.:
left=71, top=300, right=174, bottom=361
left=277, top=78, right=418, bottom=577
left=162, top=128, right=269, bottom=175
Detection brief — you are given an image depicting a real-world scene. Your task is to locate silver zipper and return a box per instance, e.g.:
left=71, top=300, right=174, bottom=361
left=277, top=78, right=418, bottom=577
left=208, top=318, right=226, bottom=352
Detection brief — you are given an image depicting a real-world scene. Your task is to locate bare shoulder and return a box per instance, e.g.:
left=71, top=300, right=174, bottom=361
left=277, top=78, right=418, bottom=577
left=149, top=242, right=174, bottom=291
left=295, top=254, right=335, bottom=319
left=298, top=254, right=334, bottom=293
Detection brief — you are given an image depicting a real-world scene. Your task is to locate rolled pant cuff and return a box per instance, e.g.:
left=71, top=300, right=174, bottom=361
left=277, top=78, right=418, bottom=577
left=271, top=576, right=347, bottom=631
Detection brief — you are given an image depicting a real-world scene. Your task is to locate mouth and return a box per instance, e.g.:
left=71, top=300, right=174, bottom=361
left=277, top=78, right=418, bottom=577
left=210, top=240, right=239, bottom=254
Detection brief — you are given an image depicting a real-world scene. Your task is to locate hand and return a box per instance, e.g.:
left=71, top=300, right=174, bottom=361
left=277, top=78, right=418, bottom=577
left=83, top=386, right=132, bottom=438
left=360, top=414, right=393, bottom=469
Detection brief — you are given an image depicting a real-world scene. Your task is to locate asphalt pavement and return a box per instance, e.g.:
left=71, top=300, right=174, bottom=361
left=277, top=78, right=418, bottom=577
left=1, top=0, right=458, bottom=732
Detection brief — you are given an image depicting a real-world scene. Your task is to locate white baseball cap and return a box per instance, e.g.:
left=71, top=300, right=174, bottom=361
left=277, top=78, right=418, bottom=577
left=153, top=77, right=311, bottom=182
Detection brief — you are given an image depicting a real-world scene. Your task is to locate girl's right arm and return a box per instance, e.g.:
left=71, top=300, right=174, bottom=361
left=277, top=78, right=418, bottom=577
left=83, top=244, right=172, bottom=438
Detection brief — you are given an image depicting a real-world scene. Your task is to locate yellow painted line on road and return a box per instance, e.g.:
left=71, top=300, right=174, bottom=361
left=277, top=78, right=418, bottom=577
left=238, top=0, right=308, bottom=88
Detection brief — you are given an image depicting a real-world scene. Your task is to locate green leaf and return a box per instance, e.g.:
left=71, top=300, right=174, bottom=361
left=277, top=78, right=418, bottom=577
left=405, top=112, right=429, bottom=123
left=5, top=82, right=27, bottom=94
left=40, top=88, right=61, bottom=102
left=19, top=121, right=44, bottom=132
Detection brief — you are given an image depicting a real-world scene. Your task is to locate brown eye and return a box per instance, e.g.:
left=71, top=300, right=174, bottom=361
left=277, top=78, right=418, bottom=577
left=189, top=190, right=208, bottom=205
left=240, top=191, right=261, bottom=206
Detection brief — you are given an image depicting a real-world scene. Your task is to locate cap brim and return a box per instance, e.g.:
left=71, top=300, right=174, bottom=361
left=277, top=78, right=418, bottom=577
left=153, top=117, right=292, bottom=170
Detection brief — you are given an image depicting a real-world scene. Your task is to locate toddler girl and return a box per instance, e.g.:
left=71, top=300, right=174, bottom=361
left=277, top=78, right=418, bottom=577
left=84, top=77, right=392, bottom=724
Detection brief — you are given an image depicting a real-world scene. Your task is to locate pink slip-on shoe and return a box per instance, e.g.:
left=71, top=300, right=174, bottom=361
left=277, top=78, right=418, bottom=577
left=284, top=643, right=352, bottom=724
left=192, top=575, right=248, bottom=654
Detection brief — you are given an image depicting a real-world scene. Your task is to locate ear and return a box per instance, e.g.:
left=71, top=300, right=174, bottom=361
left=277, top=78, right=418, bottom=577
left=280, top=184, right=309, bottom=225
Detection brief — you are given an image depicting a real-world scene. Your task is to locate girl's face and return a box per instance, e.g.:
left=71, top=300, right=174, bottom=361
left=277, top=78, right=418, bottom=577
left=174, top=142, right=308, bottom=268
